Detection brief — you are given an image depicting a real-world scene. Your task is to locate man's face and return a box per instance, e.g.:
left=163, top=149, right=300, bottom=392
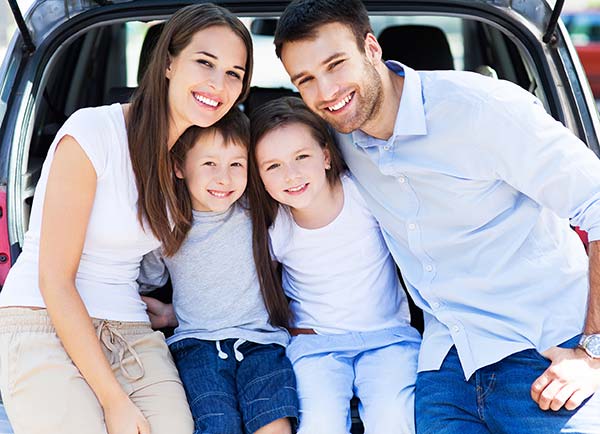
left=280, top=22, right=383, bottom=134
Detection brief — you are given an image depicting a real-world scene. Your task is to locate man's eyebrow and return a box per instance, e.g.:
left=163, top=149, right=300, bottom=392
left=196, top=51, right=246, bottom=71
left=290, top=52, right=345, bottom=83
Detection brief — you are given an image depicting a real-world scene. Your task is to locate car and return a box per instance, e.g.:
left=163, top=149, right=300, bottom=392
left=0, top=1, right=597, bottom=433
left=563, top=10, right=600, bottom=99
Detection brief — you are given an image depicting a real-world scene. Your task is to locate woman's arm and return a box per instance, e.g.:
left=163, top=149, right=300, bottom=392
left=38, top=135, right=149, bottom=434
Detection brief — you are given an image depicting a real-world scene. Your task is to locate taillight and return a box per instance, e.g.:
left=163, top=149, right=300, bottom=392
left=0, top=187, right=11, bottom=285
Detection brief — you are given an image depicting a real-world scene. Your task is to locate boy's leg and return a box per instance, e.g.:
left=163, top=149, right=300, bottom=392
left=483, top=335, right=600, bottom=434
left=235, top=342, right=298, bottom=434
left=170, top=338, right=243, bottom=434
left=415, top=347, right=491, bottom=434
left=353, top=340, right=420, bottom=434
left=286, top=335, right=355, bottom=434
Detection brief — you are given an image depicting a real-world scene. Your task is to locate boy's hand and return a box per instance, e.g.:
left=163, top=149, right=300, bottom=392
left=141, top=296, right=178, bottom=329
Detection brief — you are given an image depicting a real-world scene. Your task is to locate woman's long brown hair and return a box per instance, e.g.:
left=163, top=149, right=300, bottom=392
left=127, top=3, right=253, bottom=256
left=248, top=97, right=346, bottom=329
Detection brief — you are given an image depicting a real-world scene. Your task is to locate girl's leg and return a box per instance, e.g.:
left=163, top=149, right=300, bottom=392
left=291, top=351, right=354, bottom=434
left=354, top=340, right=420, bottom=434
left=0, top=308, right=107, bottom=434
left=254, top=417, right=292, bottom=434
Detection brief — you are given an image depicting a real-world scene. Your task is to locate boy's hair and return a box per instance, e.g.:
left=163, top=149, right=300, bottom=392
left=274, top=0, right=373, bottom=58
left=168, top=107, right=250, bottom=255
left=247, top=97, right=346, bottom=329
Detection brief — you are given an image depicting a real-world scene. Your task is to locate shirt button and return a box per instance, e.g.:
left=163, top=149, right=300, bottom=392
left=452, top=325, right=460, bottom=333
left=398, top=176, right=406, bottom=184
left=425, top=265, right=433, bottom=272
left=432, top=302, right=440, bottom=309
left=383, top=145, right=391, bottom=151
left=408, top=223, right=416, bottom=230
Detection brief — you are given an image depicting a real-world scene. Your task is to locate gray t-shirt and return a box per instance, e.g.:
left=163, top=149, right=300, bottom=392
left=138, top=204, right=289, bottom=347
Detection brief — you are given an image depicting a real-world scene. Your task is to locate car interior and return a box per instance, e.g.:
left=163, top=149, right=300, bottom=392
left=11, top=13, right=557, bottom=433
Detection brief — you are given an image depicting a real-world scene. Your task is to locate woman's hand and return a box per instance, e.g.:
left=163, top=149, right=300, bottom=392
left=141, top=296, right=178, bottom=329
left=103, top=393, right=150, bottom=434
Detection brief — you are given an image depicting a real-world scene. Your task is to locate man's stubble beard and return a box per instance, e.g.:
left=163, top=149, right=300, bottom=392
left=324, top=60, right=384, bottom=134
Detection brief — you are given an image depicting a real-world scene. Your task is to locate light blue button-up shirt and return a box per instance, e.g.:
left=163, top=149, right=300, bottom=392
left=336, top=61, right=600, bottom=379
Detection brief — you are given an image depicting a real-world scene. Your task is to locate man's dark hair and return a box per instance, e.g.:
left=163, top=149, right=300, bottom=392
left=274, top=0, right=373, bottom=58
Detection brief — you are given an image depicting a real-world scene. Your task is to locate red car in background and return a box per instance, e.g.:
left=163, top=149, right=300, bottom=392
left=564, top=11, right=600, bottom=98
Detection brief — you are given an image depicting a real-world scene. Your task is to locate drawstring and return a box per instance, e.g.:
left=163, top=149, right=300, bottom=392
left=215, top=339, right=247, bottom=362
left=97, top=320, right=145, bottom=381
left=233, top=339, right=246, bottom=362
left=216, top=340, right=228, bottom=360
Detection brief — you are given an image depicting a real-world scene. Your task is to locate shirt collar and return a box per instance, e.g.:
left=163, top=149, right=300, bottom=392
left=352, top=60, right=427, bottom=148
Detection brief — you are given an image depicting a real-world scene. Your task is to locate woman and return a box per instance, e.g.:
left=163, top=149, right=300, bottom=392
left=0, top=4, right=252, bottom=434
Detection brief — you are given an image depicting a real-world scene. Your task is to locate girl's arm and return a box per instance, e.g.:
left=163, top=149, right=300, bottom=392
left=38, top=135, right=149, bottom=434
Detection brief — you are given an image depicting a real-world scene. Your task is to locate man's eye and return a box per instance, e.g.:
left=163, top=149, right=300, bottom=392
left=297, top=77, right=313, bottom=87
left=330, top=59, right=344, bottom=70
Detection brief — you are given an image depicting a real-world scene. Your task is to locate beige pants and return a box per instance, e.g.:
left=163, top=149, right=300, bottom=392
left=0, top=307, right=193, bottom=434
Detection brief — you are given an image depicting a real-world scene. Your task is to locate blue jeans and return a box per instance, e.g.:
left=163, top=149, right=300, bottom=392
left=415, top=335, right=600, bottom=434
left=170, top=338, right=299, bottom=434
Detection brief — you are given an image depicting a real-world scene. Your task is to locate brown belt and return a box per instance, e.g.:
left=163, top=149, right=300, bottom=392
left=288, top=327, right=317, bottom=336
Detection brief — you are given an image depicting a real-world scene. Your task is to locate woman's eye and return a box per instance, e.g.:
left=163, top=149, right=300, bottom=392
left=297, top=154, right=310, bottom=160
left=227, top=71, right=242, bottom=80
left=197, top=59, right=212, bottom=67
left=266, top=163, right=280, bottom=171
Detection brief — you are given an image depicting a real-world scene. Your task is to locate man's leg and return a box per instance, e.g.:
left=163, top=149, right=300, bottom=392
left=415, top=347, right=491, bottom=434
left=483, top=336, right=600, bottom=434
left=354, top=340, right=420, bottom=434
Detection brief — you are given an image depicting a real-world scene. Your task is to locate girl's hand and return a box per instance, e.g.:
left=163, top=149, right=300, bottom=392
left=141, top=296, right=178, bottom=329
left=103, top=393, right=150, bottom=434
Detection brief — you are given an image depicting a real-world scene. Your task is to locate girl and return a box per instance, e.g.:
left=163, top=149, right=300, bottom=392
left=248, top=97, right=421, bottom=434
left=0, top=4, right=252, bottom=434
left=139, top=110, right=298, bottom=434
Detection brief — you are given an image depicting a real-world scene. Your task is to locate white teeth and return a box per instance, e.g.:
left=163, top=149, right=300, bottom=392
left=194, top=93, right=219, bottom=107
left=287, top=184, right=306, bottom=192
left=328, top=94, right=352, bottom=112
left=209, top=190, right=229, bottom=198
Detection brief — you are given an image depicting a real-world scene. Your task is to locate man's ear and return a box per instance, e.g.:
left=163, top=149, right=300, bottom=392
left=364, top=32, right=383, bottom=65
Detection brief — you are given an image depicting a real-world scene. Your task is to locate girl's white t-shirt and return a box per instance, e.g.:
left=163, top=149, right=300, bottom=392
left=0, top=103, right=159, bottom=321
left=269, top=174, right=411, bottom=334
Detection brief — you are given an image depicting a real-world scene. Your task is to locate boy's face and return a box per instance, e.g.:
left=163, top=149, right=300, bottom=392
left=176, top=130, right=248, bottom=212
left=280, top=22, right=383, bottom=134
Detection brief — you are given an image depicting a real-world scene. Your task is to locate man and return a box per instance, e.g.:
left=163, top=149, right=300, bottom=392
left=274, top=0, right=600, bottom=433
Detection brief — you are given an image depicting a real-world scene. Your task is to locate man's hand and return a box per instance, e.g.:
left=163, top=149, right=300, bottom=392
left=531, top=346, right=600, bottom=411
left=141, top=296, right=178, bottom=329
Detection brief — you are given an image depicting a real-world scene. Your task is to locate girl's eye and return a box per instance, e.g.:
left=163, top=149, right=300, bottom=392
left=266, top=163, right=280, bottom=171
left=231, top=162, right=244, bottom=168
left=296, top=154, right=310, bottom=160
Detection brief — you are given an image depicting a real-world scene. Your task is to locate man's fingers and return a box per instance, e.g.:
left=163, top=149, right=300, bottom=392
left=549, top=383, right=576, bottom=411
left=565, top=389, right=592, bottom=411
left=537, top=378, right=564, bottom=410
left=531, top=372, right=551, bottom=403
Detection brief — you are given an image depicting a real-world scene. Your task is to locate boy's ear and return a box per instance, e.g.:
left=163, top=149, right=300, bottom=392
left=323, top=147, right=332, bottom=169
left=174, top=163, right=185, bottom=179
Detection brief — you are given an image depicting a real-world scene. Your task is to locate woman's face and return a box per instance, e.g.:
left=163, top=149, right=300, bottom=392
left=166, top=25, right=247, bottom=133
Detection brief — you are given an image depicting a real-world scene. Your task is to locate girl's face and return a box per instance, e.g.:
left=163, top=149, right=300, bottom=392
left=255, top=122, right=332, bottom=214
left=166, top=25, right=247, bottom=133
left=176, top=131, right=248, bottom=212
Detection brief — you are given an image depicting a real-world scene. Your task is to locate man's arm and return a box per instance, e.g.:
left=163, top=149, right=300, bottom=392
left=531, top=240, right=600, bottom=411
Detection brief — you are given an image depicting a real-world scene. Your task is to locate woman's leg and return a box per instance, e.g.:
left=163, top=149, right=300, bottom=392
left=0, top=308, right=107, bottom=434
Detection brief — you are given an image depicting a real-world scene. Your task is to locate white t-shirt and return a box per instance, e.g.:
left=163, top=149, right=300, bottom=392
left=269, top=174, right=411, bottom=334
left=0, top=103, right=159, bottom=321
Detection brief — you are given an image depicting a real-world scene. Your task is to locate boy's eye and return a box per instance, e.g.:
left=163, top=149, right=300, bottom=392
left=203, top=161, right=216, bottom=167
left=231, top=162, right=244, bottom=167
left=296, top=154, right=310, bottom=160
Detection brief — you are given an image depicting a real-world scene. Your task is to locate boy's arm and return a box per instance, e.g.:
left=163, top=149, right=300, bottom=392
left=141, top=296, right=178, bottom=329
